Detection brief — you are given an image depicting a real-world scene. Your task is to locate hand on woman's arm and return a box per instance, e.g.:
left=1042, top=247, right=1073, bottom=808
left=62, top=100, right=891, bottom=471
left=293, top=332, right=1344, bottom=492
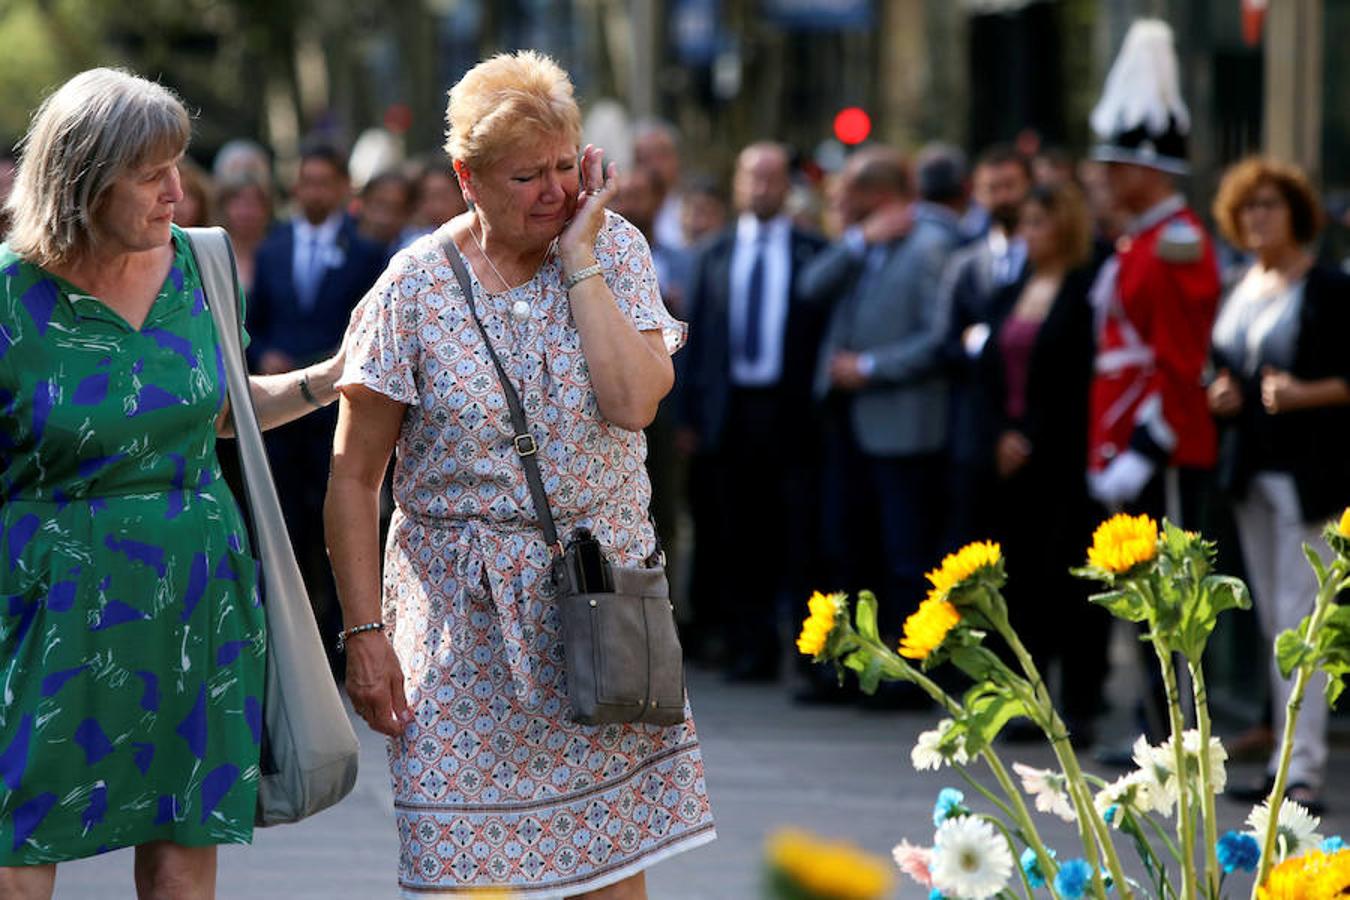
left=216, top=347, right=346, bottom=437
left=324, top=385, right=411, bottom=736
left=560, top=144, right=674, bottom=431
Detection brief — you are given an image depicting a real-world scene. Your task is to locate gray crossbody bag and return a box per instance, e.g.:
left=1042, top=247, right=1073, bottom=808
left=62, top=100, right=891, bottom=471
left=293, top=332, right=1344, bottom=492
left=440, top=235, right=685, bottom=726
left=187, top=226, right=360, bottom=824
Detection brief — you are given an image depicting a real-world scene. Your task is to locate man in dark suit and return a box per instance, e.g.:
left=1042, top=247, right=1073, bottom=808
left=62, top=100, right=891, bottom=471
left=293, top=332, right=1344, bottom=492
left=247, top=144, right=386, bottom=670
left=678, top=142, right=825, bottom=681
left=936, top=145, right=1032, bottom=549
left=799, top=146, right=961, bottom=647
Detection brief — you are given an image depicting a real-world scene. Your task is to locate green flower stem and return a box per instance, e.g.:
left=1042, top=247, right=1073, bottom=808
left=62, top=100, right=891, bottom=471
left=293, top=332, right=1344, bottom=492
left=957, top=763, right=1019, bottom=824
left=1136, top=808, right=1184, bottom=863
left=1153, top=639, right=1198, bottom=900
left=980, top=750, right=1063, bottom=900
left=1120, top=810, right=1173, bottom=900
left=1188, top=662, right=1221, bottom=900
left=865, top=639, right=1062, bottom=900
left=1250, top=556, right=1349, bottom=894
left=981, top=814, right=1036, bottom=900
left=986, top=599, right=1130, bottom=900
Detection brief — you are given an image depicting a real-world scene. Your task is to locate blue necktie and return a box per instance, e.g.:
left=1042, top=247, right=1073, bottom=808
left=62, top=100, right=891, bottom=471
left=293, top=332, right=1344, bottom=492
left=742, top=234, right=766, bottom=364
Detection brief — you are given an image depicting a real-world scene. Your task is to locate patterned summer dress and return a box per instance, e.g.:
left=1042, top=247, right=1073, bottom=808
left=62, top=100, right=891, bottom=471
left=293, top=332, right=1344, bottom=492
left=341, top=212, right=716, bottom=897
left=0, top=227, right=264, bottom=863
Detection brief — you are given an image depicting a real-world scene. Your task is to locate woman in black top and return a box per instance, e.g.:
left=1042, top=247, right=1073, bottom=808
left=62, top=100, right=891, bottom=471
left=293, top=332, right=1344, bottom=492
left=1209, top=157, right=1350, bottom=814
left=979, top=182, right=1105, bottom=746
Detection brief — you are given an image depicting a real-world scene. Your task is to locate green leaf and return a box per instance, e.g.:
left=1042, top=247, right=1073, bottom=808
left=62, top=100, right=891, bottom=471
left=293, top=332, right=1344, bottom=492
left=1303, top=542, right=1330, bottom=587
left=948, top=645, right=1001, bottom=683
left=960, top=687, right=1028, bottom=754
left=1276, top=627, right=1315, bottom=679
left=1089, top=588, right=1149, bottom=622
left=854, top=591, right=880, bottom=643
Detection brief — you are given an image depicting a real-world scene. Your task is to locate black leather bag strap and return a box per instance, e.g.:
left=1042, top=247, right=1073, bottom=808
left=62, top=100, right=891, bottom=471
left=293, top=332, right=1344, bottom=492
left=439, top=232, right=562, bottom=553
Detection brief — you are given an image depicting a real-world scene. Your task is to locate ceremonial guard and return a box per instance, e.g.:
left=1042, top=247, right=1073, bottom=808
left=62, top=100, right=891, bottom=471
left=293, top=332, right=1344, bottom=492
left=1085, top=19, right=1222, bottom=520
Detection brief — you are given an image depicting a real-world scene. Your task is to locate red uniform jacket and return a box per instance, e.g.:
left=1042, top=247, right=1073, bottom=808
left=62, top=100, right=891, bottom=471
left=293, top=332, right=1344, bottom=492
left=1088, top=199, right=1220, bottom=472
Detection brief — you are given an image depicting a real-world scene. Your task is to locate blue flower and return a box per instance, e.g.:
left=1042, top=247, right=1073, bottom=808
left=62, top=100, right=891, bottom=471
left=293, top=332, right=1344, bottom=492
left=1324, top=836, right=1346, bottom=853
left=929, top=890, right=948, bottom=900
left=932, top=787, right=966, bottom=827
left=1103, top=804, right=1119, bottom=826
left=1020, top=846, right=1056, bottom=889
left=1054, top=858, right=1094, bottom=899
left=1216, top=831, right=1260, bottom=873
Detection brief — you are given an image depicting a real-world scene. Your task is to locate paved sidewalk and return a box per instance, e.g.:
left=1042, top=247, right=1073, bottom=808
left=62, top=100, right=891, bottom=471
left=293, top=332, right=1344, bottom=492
left=54, top=664, right=1350, bottom=898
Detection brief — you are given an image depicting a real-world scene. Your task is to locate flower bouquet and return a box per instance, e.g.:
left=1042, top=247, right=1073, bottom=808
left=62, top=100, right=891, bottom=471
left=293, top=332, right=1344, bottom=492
left=798, top=510, right=1350, bottom=899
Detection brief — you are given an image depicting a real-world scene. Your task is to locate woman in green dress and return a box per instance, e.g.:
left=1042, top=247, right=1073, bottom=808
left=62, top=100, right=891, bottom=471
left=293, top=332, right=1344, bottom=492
left=0, top=69, right=346, bottom=899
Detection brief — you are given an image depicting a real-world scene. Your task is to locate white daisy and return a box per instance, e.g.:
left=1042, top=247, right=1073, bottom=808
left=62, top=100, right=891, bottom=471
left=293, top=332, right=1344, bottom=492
left=911, top=719, right=970, bottom=772
left=1246, top=799, right=1323, bottom=860
left=1131, top=735, right=1179, bottom=816
left=1012, top=762, right=1076, bottom=822
left=1094, top=770, right=1155, bottom=827
left=930, top=815, right=1015, bottom=900
left=1177, top=730, right=1228, bottom=794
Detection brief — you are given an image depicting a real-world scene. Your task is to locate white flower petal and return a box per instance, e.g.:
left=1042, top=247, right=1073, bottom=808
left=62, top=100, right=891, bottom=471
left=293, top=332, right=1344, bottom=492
left=931, top=816, right=1014, bottom=900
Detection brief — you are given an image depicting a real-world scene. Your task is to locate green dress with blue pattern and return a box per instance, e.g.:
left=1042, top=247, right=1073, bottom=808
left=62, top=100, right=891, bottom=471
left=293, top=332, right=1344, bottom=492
left=0, top=225, right=264, bottom=864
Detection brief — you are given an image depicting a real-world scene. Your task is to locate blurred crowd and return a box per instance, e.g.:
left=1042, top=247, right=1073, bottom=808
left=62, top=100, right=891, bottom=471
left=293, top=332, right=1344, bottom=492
left=6, top=91, right=1346, bottom=810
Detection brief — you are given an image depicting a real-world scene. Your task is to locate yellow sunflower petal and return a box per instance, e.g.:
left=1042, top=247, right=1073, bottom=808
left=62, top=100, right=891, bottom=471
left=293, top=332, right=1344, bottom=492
left=924, top=540, right=1002, bottom=599
left=797, top=591, right=844, bottom=656
left=1339, top=507, right=1350, bottom=539
left=898, top=597, right=961, bottom=660
left=1087, top=513, right=1159, bottom=574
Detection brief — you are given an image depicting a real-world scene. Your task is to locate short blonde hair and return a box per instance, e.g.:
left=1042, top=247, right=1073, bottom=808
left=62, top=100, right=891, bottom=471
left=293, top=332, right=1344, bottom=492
left=6, top=68, right=190, bottom=266
left=444, top=51, right=582, bottom=172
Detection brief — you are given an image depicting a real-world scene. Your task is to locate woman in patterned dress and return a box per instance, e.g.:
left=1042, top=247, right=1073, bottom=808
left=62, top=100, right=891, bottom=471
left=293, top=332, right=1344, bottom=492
left=326, top=52, right=716, bottom=898
left=0, top=69, right=347, bottom=899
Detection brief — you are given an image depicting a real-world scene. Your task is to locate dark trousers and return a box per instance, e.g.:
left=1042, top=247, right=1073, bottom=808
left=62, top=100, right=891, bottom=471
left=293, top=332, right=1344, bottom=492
left=819, top=403, right=943, bottom=635
left=994, top=461, right=1109, bottom=726
left=1117, top=465, right=1212, bottom=739
left=266, top=406, right=343, bottom=677
left=714, top=387, right=821, bottom=677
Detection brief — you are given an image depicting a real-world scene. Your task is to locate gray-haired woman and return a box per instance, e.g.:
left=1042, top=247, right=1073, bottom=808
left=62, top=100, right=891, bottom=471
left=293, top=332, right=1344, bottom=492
left=0, top=68, right=344, bottom=899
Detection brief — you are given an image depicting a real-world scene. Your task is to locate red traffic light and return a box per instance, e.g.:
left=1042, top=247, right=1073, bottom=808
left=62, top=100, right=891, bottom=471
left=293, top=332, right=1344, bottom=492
left=833, top=107, right=872, bottom=145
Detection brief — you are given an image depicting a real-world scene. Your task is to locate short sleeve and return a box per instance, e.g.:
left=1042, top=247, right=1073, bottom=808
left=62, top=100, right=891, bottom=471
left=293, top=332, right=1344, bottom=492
left=594, top=211, right=687, bottom=355
left=337, top=251, right=422, bottom=404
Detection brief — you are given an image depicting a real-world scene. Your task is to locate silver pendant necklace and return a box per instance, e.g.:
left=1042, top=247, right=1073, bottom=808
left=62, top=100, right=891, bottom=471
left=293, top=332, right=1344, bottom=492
left=472, top=222, right=553, bottom=323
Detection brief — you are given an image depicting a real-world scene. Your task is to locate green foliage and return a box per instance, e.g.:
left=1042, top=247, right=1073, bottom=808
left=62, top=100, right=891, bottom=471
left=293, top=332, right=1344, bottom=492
left=1276, top=621, right=1315, bottom=680
left=1088, top=587, right=1149, bottom=622
left=952, top=682, right=1027, bottom=757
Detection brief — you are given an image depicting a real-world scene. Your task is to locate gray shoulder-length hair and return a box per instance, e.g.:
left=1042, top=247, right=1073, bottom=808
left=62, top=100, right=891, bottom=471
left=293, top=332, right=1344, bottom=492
left=6, top=68, right=191, bottom=266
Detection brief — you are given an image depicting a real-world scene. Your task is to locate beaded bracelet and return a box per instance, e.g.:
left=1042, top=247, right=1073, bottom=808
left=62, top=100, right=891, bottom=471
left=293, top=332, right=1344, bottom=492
left=563, top=263, right=603, bottom=291
left=336, top=620, right=384, bottom=652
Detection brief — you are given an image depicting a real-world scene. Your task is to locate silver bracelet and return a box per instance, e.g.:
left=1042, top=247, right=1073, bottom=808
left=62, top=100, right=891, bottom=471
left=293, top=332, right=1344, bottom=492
left=298, top=370, right=326, bottom=408
left=336, top=620, right=384, bottom=652
left=563, top=263, right=603, bottom=291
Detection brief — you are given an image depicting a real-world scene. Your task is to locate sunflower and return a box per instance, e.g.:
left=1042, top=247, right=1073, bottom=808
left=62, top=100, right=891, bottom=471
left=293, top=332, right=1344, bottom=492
left=926, top=541, right=1002, bottom=600
left=1315, top=849, right=1350, bottom=897
left=898, top=597, right=961, bottom=660
left=1086, top=513, right=1159, bottom=574
left=1257, top=849, right=1350, bottom=899
left=1339, top=508, right=1350, bottom=539
left=766, top=829, right=894, bottom=900
left=797, top=591, right=845, bottom=657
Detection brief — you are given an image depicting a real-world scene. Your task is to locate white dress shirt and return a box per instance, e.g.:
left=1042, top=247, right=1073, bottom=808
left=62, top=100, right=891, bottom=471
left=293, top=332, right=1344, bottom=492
left=292, top=212, right=345, bottom=311
left=729, top=213, right=792, bottom=387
